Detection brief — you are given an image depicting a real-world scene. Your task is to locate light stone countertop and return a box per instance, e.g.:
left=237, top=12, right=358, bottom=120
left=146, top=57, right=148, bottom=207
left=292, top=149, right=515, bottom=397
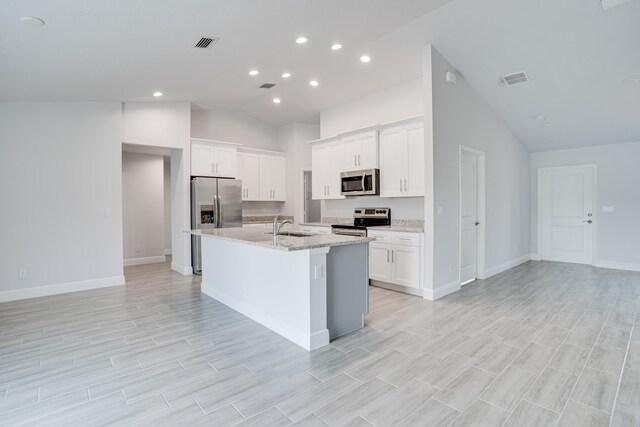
left=299, top=222, right=332, bottom=227
left=300, top=222, right=424, bottom=233
left=243, top=215, right=294, bottom=224
left=186, top=227, right=373, bottom=252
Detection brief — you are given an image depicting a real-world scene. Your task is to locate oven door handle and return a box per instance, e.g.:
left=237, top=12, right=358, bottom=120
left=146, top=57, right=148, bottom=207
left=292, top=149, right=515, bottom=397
left=362, top=173, right=366, bottom=192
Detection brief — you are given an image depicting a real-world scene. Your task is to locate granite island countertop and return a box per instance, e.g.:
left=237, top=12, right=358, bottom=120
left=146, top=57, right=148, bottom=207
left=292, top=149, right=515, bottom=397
left=300, top=222, right=424, bottom=233
left=186, top=227, right=374, bottom=251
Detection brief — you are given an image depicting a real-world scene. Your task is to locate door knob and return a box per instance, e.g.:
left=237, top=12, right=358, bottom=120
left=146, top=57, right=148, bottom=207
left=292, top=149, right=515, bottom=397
left=474, top=222, right=480, bottom=226
left=583, top=220, right=592, bottom=224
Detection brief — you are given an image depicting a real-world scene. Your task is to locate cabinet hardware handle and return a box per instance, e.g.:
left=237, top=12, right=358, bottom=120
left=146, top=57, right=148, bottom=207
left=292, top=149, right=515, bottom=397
left=358, top=154, right=361, bottom=166
left=392, top=250, right=395, bottom=263
left=400, top=179, right=403, bottom=192
left=387, top=249, right=390, bottom=262
left=354, top=155, right=357, bottom=166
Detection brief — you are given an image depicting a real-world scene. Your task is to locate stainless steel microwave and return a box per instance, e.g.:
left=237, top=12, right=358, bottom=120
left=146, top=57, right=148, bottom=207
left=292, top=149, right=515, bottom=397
left=340, top=169, right=380, bottom=196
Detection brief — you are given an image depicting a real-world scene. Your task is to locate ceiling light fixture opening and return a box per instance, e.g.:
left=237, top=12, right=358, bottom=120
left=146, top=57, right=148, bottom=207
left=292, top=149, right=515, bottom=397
left=360, top=55, right=371, bottom=63
left=309, top=80, right=319, bottom=87
left=273, top=98, right=281, bottom=104
left=249, top=69, right=259, bottom=76
left=331, top=43, right=342, bottom=50
left=153, top=92, right=163, bottom=97
left=296, top=36, right=308, bottom=44
left=282, top=72, right=291, bottom=78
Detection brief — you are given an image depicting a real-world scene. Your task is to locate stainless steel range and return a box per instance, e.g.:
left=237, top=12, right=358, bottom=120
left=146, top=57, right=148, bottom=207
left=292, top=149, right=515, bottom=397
left=331, top=208, right=391, bottom=237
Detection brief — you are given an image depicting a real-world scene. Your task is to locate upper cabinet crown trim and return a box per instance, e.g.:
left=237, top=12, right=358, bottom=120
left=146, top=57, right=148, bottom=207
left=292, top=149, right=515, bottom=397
left=191, top=137, right=243, bottom=147
left=306, top=115, right=424, bottom=145
left=238, top=147, right=287, bottom=156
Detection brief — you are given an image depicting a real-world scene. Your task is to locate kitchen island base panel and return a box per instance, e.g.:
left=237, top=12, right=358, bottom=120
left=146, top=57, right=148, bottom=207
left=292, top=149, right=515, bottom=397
left=200, top=237, right=368, bottom=351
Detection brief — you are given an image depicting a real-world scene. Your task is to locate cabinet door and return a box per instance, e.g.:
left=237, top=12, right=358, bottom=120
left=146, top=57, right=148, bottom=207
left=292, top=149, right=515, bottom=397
left=241, top=153, right=260, bottom=201
left=369, top=243, right=393, bottom=282
left=392, top=245, right=420, bottom=288
left=359, top=131, right=378, bottom=170
left=379, top=127, right=405, bottom=197
left=328, top=143, right=346, bottom=198
left=213, top=146, right=237, bottom=178
left=271, top=156, right=286, bottom=201
left=259, top=155, right=273, bottom=200
left=405, top=123, right=424, bottom=196
left=311, top=145, right=326, bottom=200
left=343, top=137, right=360, bottom=172
left=191, top=143, right=215, bottom=176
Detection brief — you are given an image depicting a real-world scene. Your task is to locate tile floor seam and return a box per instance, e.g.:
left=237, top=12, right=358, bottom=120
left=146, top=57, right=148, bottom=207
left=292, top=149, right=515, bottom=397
left=160, top=392, right=171, bottom=408
left=608, top=300, right=638, bottom=426
left=521, top=397, right=562, bottom=414
left=230, top=402, right=246, bottom=419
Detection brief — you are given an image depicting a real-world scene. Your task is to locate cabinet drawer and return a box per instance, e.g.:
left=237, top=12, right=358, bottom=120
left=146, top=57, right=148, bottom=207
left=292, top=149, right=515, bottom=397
left=367, top=231, right=393, bottom=244
left=392, top=232, right=420, bottom=247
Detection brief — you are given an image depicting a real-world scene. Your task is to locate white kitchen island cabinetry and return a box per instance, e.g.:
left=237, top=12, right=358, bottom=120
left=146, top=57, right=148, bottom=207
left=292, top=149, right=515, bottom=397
left=368, top=230, right=424, bottom=295
left=379, top=121, right=424, bottom=198
left=191, top=138, right=239, bottom=178
left=187, top=228, right=372, bottom=350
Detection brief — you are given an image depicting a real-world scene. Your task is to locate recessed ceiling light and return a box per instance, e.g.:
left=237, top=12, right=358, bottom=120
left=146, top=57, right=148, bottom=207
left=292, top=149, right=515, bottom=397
left=360, top=55, right=371, bottom=63
left=282, top=72, right=291, bottom=78
left=309, top=80, right=319, bottom=87
left=153, top=92, right=163, bottom=97
left=249, top=69, right=259, bottom=76
left=622, top=77, right=639, bottom=85
left=535, top=114, right=546, bottom=121
left=296, top=36, right=308, bottom=44
left=273, top=98, right=281, bottom=104
left=20, top=16, right=45, bottom=26
left=331, top=43, right=342, bottom=51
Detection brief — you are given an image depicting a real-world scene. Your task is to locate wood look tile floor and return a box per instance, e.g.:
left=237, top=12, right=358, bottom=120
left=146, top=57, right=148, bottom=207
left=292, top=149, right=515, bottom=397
left=1, top=259, right=639, bottom=426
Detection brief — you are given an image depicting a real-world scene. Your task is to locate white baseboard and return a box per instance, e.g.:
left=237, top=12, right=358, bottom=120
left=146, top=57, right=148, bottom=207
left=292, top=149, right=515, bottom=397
left=164, top=249, right=172, bottom=256
left=370, top=280, right=423, bottom=297
left=530, top=253, right=541, bottom=261
left=202, top=280, right=327, bottom=351
left=423, top=280, right=461, bottom=301
left=171, top=262, right=193, bottom=275
left=0, top=275, right=125, bottom=303
left=595, top=260, right=640, bottom=272
left=483, top=254, right=531, bottom=279
left=123, top=256, right=166, bottom=267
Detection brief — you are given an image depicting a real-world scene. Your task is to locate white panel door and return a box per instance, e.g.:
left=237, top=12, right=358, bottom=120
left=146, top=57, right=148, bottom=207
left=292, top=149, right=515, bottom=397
left=271, top=156, right=286, bottom=201
left=239, top=153, right=260, bottom=201
left=213, top=146, right=237, bottom=178
left=405, top=124, right=424, bottom=196
left=259, top=155, right=273, bottom=200
left=343, top=137, right=360, bottom=171
left=369, top=243, right=392, bottom=282
left=392, top=246, right=420, bottom=288
left=380, top=127, right=405, bottom=197
left=460, top=152, right=478, bottom=284
left=359, top=131, right=378, bottom=170
left=541, top=166, right=595, bottom=264
left=191, top=143, right=214, bottom=176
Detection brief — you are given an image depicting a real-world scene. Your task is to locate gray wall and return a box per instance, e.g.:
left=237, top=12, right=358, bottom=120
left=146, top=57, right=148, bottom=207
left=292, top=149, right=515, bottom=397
left=530, top=141, right=640, bottom=268
left=429, top=47, right=531, bottom=289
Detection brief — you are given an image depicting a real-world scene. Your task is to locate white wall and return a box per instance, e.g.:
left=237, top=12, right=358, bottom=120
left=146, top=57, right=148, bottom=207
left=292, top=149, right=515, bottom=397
left=320, top=79, right=423, bottom=137
left=122, top=152, right=165, bottom=264
left=191, top=109, right=279, bottom=151
left=428, top=47, right=530, bottom=292
left=0, top=102, right=124, bottom=301
left=530, top=141, right=640, bottom=270
left=319, top=79, right=425, bottom=220
left=278, top=122, right=320, bottom=222
left=163, top=156, right=172, bottom=254
left=123, top=102, right=191, bottom=275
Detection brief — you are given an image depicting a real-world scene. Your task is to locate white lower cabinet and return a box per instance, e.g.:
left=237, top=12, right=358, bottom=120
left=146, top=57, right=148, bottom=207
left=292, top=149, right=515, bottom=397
left=368, top=230, right=423, bottom=290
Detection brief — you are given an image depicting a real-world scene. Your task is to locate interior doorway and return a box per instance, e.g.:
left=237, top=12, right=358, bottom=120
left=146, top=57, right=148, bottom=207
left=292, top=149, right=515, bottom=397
left=303, top=170, right=321, bottom=222
left=538, top=165, right=596, bottom=264
left=459, top=146, right=486, bottom=285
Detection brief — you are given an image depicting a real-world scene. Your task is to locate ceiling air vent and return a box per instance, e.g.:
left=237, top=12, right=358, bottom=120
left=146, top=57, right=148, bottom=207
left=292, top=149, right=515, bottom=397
left=194, top=37, right=218, bottom=48
left=259, top=83, right=277, bottom=89
left=500, top=71, right=529, bottom=86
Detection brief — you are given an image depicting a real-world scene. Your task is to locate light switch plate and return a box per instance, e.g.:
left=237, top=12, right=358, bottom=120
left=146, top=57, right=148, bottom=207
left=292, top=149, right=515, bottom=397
left=602, top=206, right=614, bottom=213
left=437, top=206, right=444, bottom=216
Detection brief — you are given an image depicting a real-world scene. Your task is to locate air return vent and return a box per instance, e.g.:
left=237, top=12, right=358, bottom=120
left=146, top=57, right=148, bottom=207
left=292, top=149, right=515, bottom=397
left=500, top=71, right=529, bottom=86
left=195, top=37, right=218, bottom=48
left=259, top=83, right=277, bottom=89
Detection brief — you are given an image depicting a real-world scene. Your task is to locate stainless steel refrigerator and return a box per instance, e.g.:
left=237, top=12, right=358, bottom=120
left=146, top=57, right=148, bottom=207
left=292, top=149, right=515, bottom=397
left=191, top=177, right=242, bottom=275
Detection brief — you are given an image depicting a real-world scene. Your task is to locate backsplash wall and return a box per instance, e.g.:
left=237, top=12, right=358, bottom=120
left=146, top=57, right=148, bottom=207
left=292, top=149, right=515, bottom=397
left=322, top=197, right=424, bottom=221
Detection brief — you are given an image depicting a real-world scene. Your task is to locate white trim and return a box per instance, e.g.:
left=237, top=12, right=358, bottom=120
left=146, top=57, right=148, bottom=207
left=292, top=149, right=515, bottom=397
left=190, top=137, right=243, bottom=147
left=594, top=260, right=640, bottom=272
left=123, top=256, right=166, bottom=267
left=370, top=280, right=423, bottom=297
left=530, top=253, right=541, bottom=261
left=461, top=278, right=476, bottom=286
left=238, top=147, right=287, bottom=156
left=423, top=280, right=461, bottom=301
left=537, top=164, right=598, bottom=265
left=171, top=262, right=193, bottom=275
left=483, top=254, right=531, bottom=279
left=202, top=282, right=328, bottom=351
left=164, top=249, right=172, bottom=256
left=0, top=276, right=125, bottom=303
left=306, top=115, right=424, bottom=145
left=459, top=145, right=486, bottom=283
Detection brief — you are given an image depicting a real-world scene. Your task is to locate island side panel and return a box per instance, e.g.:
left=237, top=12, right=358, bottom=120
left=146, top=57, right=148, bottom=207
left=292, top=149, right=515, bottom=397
left=200, top=237, right=330, bottom=351
left=326, top=243, right=369, bottom=340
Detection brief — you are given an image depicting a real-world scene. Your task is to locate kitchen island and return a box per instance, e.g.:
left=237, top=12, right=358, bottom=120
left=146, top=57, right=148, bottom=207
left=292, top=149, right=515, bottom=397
left=186, top=228, right=374, bottom=350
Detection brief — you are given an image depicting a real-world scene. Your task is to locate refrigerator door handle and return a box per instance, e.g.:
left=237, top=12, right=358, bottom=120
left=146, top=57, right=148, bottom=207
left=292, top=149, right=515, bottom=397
left=216, top=194, right=222, bottom=227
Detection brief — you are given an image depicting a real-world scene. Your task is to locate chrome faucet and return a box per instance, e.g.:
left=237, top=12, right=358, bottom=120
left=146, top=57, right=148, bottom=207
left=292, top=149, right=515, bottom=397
left=273, top=215, right=294, bottom=236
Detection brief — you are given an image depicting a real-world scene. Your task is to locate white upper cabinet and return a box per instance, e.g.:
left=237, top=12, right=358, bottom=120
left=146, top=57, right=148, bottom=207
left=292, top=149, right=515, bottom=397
left=191, top=139, right=238, bottom=178
left=259, top=155, right=286, bottom=201
left=311, top=141, right=345, bottom=200
left=379, top=121, right=424, bottom=198
left=237, top=152, right=260, bottom=201
left=342, top=130, right=378, bottom=171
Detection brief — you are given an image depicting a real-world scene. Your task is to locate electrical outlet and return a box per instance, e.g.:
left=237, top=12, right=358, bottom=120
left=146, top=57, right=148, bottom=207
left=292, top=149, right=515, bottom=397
left=437, top=206, right=444, bottom=216
left=135, top=245, right=142, bottom=253
left=19, top=269, right=27, bottom=279
left=104, top=208, right=111, bottom=218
